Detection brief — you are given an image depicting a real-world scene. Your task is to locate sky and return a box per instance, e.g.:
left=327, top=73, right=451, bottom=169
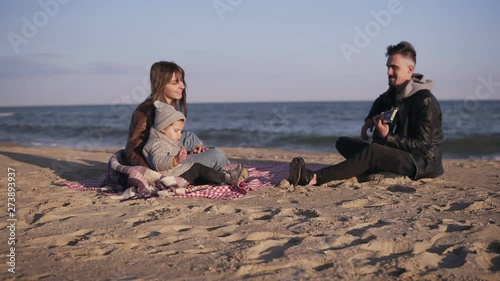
left=1, top=0, right=499, bottom=106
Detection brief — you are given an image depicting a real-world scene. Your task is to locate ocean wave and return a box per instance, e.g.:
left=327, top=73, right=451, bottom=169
left=1, top=101, right=500, bottom=158
left=0, top=112, right=15, bottom=117
left=442, top=136, right=500, bottom=157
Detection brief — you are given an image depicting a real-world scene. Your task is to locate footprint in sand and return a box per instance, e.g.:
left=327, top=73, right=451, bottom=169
left=235, top=238, right=325, bottom=278
left=283, top=208, right=324, bottom=234
left=127, top=207, right=182, bottom=227
left=438, top=246, right=470, bottom=268
left=407, top=224, right=489, bottom=273
left=469, top=225, right=500, bottom=272
left=436, top=219, right=474, bottom=233
left=326, top=220, right=390, bottom=251
left=202, top=203, right=243, bottom=215
left=29, top=229, right=95, bottom=248
left=58, top=229, right=95, bottom=246
left=361, top=240, right=413, bottom=255
left=486, top=242, right=500, bottom=272
left=293, top=208, right=320, bottom=218
left=445, top=202, right=473, bottom=211
left=248, top=208, right=282, bottom=221
left=244, top=237, right=304, bottom=261
left=387, top=185, right=417, bottom=193
left=338, top=196, right=392, bottom=208
left=209, top=221, right=273, bottom=243
left=23, top=199, right=74, bottom=228
left=55, top=247, right=115, bottom=263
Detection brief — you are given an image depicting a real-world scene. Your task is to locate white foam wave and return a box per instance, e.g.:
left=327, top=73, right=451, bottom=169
left=0, top=112, right=15, bottom=117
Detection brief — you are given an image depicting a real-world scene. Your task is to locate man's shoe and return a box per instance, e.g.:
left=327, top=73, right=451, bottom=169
left=289, top=157, right=304, bottom=186
left=289, top=157, right=315, bottom=186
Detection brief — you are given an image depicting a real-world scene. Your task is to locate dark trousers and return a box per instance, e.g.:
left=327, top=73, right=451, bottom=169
left=314, top=137, right=416, bottom=185
left=179, top=163, right=225, bottom=185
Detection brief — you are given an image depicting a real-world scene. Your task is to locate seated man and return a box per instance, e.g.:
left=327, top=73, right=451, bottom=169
left=289, top=41, right=444, bottom=186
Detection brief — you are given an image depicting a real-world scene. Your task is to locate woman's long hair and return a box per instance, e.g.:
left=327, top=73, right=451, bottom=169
left=149, top=61, right=188, bottom=116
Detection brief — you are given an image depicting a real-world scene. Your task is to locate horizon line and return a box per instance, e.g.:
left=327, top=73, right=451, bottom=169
left=2, top=98, right=500, bottom=108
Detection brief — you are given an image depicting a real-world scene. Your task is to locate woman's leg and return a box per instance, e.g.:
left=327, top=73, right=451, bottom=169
left=181, top=131, right=203, bottom=151
left=185, top=147, right=230, bottom=170
left=180, top=131, right=230, bottom=169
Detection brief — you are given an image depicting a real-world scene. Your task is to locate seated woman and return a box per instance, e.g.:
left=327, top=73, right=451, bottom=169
left=125, top=61, right=230, bottom=170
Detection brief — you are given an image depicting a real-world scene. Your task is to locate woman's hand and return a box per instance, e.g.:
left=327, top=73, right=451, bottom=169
left=189, top=143, right=208, bottom=154
left=176, top=147, right=187, bottom=163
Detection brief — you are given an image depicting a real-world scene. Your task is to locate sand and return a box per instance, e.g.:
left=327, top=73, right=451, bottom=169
left=0, top=143, right=499, bottom=280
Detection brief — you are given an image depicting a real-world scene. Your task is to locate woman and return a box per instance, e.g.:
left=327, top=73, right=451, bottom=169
left=125, top=61, right=230, bottom=170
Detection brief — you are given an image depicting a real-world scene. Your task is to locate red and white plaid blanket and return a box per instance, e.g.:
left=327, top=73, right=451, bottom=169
left=57, top=149, right=297, bottom=200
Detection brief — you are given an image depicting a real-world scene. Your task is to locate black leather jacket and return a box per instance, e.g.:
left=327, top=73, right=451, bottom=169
left=367, top=87, right=445, bottom=179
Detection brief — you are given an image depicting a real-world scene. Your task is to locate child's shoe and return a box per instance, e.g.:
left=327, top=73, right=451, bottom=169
left=223, top=164, right=243, bottom=185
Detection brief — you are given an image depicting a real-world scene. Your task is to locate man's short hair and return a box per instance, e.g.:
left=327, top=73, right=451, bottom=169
left=386, top=41, right=416, bottom=65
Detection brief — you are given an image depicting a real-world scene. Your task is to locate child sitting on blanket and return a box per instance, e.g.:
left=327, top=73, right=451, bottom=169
left=143, top=101, right=243, bottom=187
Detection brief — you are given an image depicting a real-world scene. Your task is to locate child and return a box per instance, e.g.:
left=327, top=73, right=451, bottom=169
left=143, top=101, right=243, bottom=187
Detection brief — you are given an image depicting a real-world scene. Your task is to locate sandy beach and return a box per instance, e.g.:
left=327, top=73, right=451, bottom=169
left=0, top=143, right=499, bottom=280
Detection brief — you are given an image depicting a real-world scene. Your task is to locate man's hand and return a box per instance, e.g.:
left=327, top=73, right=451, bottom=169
left=361, top=119, right=375, bottom=140
left=189, top=143, right=208, bottom=154
left=373, top=114, right=390, bottom=139
left=176, top=147, right=187, bottom=163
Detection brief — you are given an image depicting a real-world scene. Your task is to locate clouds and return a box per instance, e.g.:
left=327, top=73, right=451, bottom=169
left=0, top=54, right=74, bottom=78
left=86, top=62, right=140, bottom=76
left=0, top=53, right=142, bottom=79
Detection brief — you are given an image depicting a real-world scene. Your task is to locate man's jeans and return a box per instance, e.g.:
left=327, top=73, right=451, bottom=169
left=314, top=137, right=416, bottom=185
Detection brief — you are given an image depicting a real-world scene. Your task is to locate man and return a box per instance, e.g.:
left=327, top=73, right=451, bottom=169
left=289, top=41, right=444, bottom=186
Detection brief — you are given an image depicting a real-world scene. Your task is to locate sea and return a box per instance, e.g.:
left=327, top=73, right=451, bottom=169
left=1, top=101, right=499, bottom=159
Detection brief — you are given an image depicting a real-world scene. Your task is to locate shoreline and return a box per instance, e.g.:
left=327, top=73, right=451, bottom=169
left=1, top=141, right=499, bottom=161
left=0, top=144, right=498, bottom=280
left=2, top=98, right=500, bottom=108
